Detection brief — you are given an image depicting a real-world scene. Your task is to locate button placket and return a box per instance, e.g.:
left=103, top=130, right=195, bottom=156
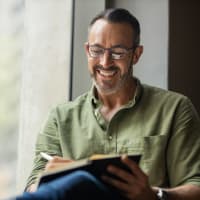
left=108, top=135, right=113, bottom=140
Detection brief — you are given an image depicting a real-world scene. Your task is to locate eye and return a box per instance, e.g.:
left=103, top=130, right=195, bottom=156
left=112, top=53, right=123, bottom=59
left=89, top=47, right=104, bottom=55
left=112, top=47, right=127, bottom=54
left=111, top=48, right=127, bottom=59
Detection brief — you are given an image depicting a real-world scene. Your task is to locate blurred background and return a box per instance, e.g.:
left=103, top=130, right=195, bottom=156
left=0, top=0, right=24, bottom=198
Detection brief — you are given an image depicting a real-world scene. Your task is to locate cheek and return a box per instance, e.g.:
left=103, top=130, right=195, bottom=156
left=124, top=57, right=133, bottom=71
left=118, top=62, right=131, bottom=73
left=87, top=58, right=98, bottom=71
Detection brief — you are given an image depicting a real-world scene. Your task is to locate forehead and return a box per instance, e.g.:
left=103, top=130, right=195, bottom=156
left=88, top=19, right=134, bottom=47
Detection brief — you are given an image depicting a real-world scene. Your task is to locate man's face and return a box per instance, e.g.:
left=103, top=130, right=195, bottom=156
left=85, top=19, right=141, bottom=95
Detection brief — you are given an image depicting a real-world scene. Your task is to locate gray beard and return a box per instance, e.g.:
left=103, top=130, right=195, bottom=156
left=91, top=64, right=133, bottom=95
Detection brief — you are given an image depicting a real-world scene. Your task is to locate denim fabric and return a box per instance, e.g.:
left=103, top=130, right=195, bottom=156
left=16, top=171, right=123, bottom=200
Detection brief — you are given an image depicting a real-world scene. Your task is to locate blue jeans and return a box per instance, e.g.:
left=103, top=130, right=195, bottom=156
left=15, top=171, right=124, bottom=200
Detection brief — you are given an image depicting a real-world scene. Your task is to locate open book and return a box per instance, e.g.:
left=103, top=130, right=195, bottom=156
left=37, top=154, right=141, bottom=187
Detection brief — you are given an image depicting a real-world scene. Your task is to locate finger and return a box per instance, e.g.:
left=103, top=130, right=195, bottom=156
left=101, top=175, right=138, bottom=200
left=121, top=155, right=146, bottom=179
left=106, top=165, right=136, bottom=184
left=52, top=156, right=72, bottom=161
left=49, top=156, right=73, bottom=164
left=45, top=162, right=69, bottom=171
left=45, top=156, right=74, bottom=171
left=26, top=184, right=37, bottom=192
left=101, top=175, right=130, bottom=193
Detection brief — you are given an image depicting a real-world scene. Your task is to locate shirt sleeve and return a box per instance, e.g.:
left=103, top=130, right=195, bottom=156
left=25, top=106, right=62, bottom=189
left=167, top=97, right=200, bottom=187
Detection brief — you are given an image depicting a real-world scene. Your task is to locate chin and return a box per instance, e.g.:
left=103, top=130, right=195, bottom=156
left=94, top=80, right=122, bottom=95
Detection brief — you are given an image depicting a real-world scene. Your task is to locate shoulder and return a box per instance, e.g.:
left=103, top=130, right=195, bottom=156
left=140, top=84, right=196, bottom=115
left=140, top=83, right=200, bottom=128
left=57, top=92, right=90, bottom=109
left=48, top=92, right=91, bottom=120
left=142, top=84, right=189, bottom=103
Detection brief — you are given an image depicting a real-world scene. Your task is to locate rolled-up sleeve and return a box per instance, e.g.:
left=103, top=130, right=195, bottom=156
left=167, top=97, right=200, bottom=187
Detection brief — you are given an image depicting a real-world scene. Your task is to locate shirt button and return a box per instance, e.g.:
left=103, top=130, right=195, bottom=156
left=108, top=135, right=113, bottom=140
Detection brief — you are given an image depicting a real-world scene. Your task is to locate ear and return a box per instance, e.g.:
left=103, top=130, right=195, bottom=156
left=132, top=45, right=143, bottom=65
left=84, top=42, right=89, bottom=56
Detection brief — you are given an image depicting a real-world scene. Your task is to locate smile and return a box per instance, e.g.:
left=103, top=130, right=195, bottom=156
left=97, top=69, right=117, bottom=77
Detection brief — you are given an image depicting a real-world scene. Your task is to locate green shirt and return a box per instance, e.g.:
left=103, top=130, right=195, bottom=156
left=26, top=80, right=200, bottom=188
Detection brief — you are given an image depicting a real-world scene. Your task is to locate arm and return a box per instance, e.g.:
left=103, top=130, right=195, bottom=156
left=159, top=184, right=200, bottom=200
left=166, top=97, right=200, bottom=188
left=25, top=107, right=62, bottom=190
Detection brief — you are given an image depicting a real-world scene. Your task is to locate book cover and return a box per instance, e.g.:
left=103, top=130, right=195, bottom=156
left=38, top=154, right=141, bottom=187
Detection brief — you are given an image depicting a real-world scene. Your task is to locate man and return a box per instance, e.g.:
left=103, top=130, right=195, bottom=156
left=26, top=8, right=200, bottom=199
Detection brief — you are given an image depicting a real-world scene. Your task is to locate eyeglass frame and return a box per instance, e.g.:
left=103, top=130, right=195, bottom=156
left=85, top=42, right=137, bottom=60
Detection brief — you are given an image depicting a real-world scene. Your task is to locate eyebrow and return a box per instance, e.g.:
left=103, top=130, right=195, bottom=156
left=89, top=43, right=129, bottom=49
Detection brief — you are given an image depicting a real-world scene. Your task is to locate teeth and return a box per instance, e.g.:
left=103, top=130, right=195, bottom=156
left=99, top=70, right=116, bottom=76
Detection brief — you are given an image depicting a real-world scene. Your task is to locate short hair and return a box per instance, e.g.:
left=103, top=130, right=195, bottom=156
left=89, top=8, right=141, bottom=47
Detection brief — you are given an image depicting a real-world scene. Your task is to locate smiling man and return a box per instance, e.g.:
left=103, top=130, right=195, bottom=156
left=25, top=8, right=200, bottom=200
left=86, top=19, right=139, bottom=94
left=84, top=16, right=143, bottom=121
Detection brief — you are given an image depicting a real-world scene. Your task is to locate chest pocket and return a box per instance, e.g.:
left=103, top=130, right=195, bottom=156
left=116, top=135, right=168, bottom=186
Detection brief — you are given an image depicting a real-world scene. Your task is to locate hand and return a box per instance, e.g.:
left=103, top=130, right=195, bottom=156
left=102, top=155, right=157, bottom=200
left=45, top=156, right=74, bottom=172
left=26, top=183, right=37, bottom=192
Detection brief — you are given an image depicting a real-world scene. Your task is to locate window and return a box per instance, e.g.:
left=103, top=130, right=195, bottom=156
left=0, top=0, right=24, bottom=198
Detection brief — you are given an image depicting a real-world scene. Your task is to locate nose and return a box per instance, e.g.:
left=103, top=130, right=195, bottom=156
left=99, top=50, right=114, bottom=68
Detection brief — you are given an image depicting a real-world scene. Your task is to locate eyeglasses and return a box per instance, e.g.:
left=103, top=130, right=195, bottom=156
left=87, top=43, right=135, bottom=60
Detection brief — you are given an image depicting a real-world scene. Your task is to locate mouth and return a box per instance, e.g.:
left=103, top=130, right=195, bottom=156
left=95, top=66, right=119, bottom=79
left=97, top=69, right=117, bottom=77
